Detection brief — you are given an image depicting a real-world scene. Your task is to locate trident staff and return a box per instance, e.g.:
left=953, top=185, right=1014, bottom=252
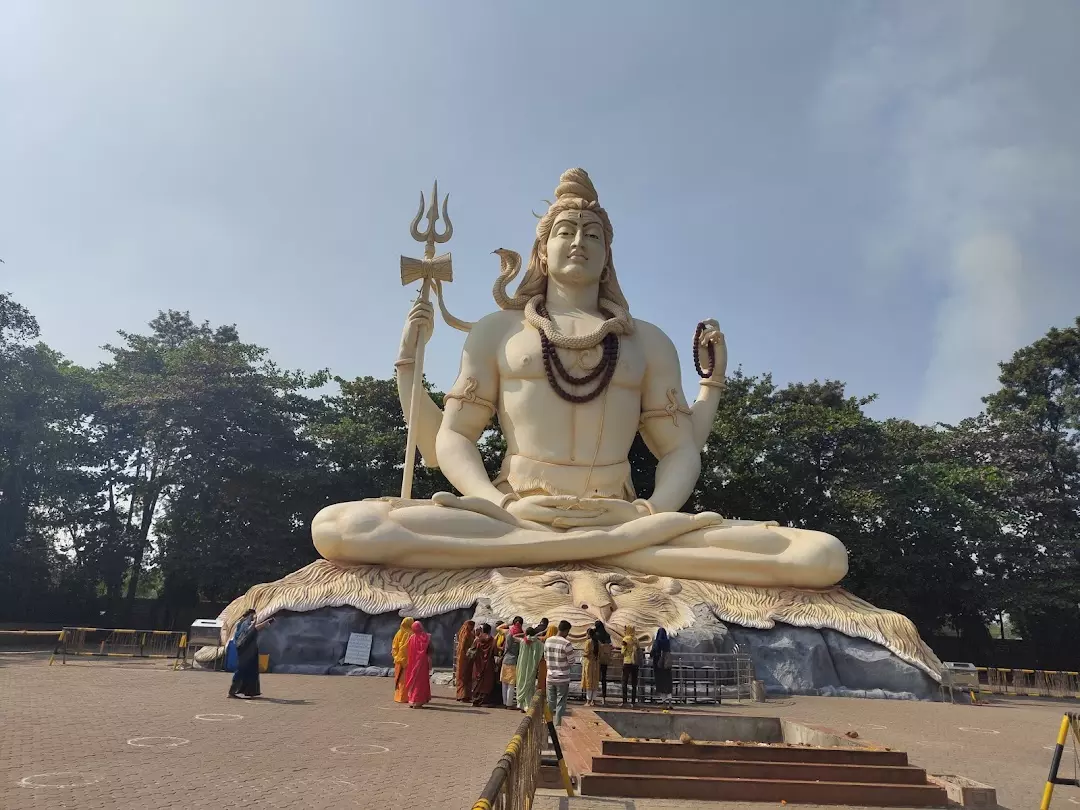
left=398, top=181, right=453, bottom=499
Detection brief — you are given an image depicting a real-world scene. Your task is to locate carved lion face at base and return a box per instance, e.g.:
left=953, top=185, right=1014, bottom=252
left=484, top=565, right=696, bottom=642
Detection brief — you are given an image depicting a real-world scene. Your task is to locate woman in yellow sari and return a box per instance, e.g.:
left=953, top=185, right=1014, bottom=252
left=581, top=627, right=600, bottom=706
left=391, top=616, right=414, bottom=703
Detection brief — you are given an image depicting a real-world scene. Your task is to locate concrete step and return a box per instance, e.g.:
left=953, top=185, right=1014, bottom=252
left=580, top=773, right=949, bottom=806
left=591, top=754, right=929, bottom=785
left=603, top=739, right=909, bottom=766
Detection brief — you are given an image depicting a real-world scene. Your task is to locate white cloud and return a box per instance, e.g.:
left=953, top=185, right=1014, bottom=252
left=814, top=0, right=1080, bottom=424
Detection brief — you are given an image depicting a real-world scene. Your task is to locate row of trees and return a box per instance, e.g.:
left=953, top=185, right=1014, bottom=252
left=2, top=291, right=1078, bottom=653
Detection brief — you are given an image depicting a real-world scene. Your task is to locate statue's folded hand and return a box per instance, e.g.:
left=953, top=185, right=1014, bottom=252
left=505, top=495, right=607, bottom=528
left=546, top=497, right=647, bottom=529
left=431, top=491, right=557, bottom=532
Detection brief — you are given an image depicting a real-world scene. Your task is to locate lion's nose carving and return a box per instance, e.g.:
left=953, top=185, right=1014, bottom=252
left=581, top=604, right=589, bottom=610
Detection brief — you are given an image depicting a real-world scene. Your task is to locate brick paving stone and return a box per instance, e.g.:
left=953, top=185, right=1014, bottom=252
left=4, top=651, right=1072, bottom=809
left=0, top=652, right=521, bottom=810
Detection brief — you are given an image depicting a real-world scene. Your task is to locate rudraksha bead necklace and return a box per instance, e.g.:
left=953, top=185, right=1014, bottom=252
left=537, top=300, right=620, bottom=404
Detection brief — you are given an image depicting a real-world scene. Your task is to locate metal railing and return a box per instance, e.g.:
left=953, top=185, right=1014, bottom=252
left=472, top=693, right=548, bottom=810
left=978, top=667, right=1080, bottom=699
left=567, top=651, right=756, bottom=704
left=48, top=627, right=187, bottom=668
left=453, top=634, right=757, bottom=706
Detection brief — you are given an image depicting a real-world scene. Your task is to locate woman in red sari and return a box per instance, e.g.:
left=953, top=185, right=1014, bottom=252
left=470, top=624, right=497, bottom=707
left=405, top=620, right=433, bottom=708
left=454, top=620, right=476, bottom=702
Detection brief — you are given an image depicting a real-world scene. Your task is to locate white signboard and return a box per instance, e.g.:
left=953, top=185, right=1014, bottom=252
left=343, top=632, right=373, bottom=666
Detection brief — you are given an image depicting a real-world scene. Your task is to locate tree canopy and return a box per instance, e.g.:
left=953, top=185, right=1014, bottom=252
left=2, top=291, right=1078, bottom=652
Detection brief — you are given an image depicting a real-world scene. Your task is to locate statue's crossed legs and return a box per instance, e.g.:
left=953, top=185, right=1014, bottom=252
left=312, top=496, right=848, bottom=589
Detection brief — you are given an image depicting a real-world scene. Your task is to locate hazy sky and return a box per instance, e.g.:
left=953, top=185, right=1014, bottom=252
left=2, top=1, right=1078, bottom=425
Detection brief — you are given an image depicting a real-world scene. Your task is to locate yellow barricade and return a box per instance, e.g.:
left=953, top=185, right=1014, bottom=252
left=977, top=667, right=1080, bottom=699
left=48, top=626, right=186, bottom=667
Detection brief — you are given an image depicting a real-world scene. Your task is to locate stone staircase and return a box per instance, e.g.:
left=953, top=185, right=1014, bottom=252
left=579, top=739, right=949, bottom=806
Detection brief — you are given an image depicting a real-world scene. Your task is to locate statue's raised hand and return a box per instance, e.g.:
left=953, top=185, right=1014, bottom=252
left=397, top=300, right=435, bottom=364
left=696, top=318, right=728, bottom=381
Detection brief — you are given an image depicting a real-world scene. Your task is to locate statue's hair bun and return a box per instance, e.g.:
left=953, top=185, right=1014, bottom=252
left=554, top=168, right=598, bottom=204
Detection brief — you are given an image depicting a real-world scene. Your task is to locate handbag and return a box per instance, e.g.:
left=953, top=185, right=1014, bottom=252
left=598, top=642, right=613, bottom=666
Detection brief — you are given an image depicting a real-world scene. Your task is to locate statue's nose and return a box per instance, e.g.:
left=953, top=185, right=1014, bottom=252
left=579, top=602, right=613, bottom=623
left=571, top=578, right=612, bottom=621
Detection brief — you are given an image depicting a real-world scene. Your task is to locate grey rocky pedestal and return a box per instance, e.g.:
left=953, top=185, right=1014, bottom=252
left=251, top=604, right=939, bottom=698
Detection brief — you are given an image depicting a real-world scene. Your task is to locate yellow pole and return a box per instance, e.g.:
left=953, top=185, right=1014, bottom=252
left=544, top=703, right=574, bottom=796
left=1040, top=714, right=1072, bottom=810
left=47, top=629, right=64, bottom=666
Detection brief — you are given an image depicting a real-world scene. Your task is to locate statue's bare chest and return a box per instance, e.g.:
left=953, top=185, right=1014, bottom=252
left=498, top=325, right=646, bottom=389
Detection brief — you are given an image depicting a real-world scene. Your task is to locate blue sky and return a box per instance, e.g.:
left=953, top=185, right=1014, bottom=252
left=2, top=1, right=1078, bottom=425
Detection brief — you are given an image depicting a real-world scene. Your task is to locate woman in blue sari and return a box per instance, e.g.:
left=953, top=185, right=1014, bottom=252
left=228, top=609, right=274, bottom=699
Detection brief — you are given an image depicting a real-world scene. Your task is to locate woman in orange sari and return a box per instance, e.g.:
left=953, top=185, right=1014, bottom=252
left=391, top=616, right=414, bottom=703
left=454, top=620, right=476, bottom=702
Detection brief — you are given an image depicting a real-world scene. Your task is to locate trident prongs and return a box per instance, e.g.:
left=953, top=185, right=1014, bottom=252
left=409, top=181, right=453, bottom=260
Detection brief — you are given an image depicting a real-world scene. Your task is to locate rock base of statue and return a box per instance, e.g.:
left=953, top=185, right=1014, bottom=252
left=195, top=561, right=944, bottom=701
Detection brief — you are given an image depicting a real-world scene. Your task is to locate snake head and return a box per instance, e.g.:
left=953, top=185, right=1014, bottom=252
left=491, top=248, right=522, bottom=276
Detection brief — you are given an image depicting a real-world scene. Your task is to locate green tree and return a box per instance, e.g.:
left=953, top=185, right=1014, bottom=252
left=93, top=311, right=326, bottom=616
left=979, top=317, right=1080, bottom=648
left=0, top=293, right=99, bottom=618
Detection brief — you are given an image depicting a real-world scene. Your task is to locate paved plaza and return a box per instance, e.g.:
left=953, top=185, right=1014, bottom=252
left=2, top=650, right=1077, bottom=809
left=0, top=652, right=522, bottom=809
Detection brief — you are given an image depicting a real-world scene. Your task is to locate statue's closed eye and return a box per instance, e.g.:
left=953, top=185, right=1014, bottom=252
left=607, top=580, right=633, bottom=596
left=544, top=579, right=570, bottom=595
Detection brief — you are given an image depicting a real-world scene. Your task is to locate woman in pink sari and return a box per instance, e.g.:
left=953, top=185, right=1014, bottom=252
left=405, top=620, right=433, bottom=708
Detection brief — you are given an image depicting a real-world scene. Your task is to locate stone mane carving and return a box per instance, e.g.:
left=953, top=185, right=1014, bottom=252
left=198, top=562, right=943, bottom=681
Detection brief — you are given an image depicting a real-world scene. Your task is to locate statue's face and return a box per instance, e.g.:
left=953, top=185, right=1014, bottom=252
left=545, top=211, right=607, bottom=288
left=487, top=568, right=694, bottom=642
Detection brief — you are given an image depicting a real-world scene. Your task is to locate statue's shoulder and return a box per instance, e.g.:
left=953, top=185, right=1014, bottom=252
left=466, top=308, right=525, bottom=343
left=631, top=318, right=678, bottom=351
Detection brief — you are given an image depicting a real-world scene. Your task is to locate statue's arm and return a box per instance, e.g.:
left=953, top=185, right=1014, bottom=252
left=395, top=366, right=443, bottom=468
left=435, top=313, right=507, bottom=506
left=637, top=322, right=702, bottom=513
left=395, top=301, right=443, bottom=467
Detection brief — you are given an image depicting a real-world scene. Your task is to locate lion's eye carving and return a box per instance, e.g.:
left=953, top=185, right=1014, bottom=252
left=545, top=579, right=570, bottom=595
left=607, top=580, right=632, bottom=596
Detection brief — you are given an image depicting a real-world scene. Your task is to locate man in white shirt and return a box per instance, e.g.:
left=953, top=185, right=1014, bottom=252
left=544, top=620, right=578, bottom=726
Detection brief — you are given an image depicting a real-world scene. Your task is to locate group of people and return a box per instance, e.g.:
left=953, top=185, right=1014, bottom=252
left=450, top=617, right=677, bottom=724
left=579, top=623, right=674, bottom=709
left=226, top=609, right=674, bottom=718
left=452, top=617, right=553, bottom=711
